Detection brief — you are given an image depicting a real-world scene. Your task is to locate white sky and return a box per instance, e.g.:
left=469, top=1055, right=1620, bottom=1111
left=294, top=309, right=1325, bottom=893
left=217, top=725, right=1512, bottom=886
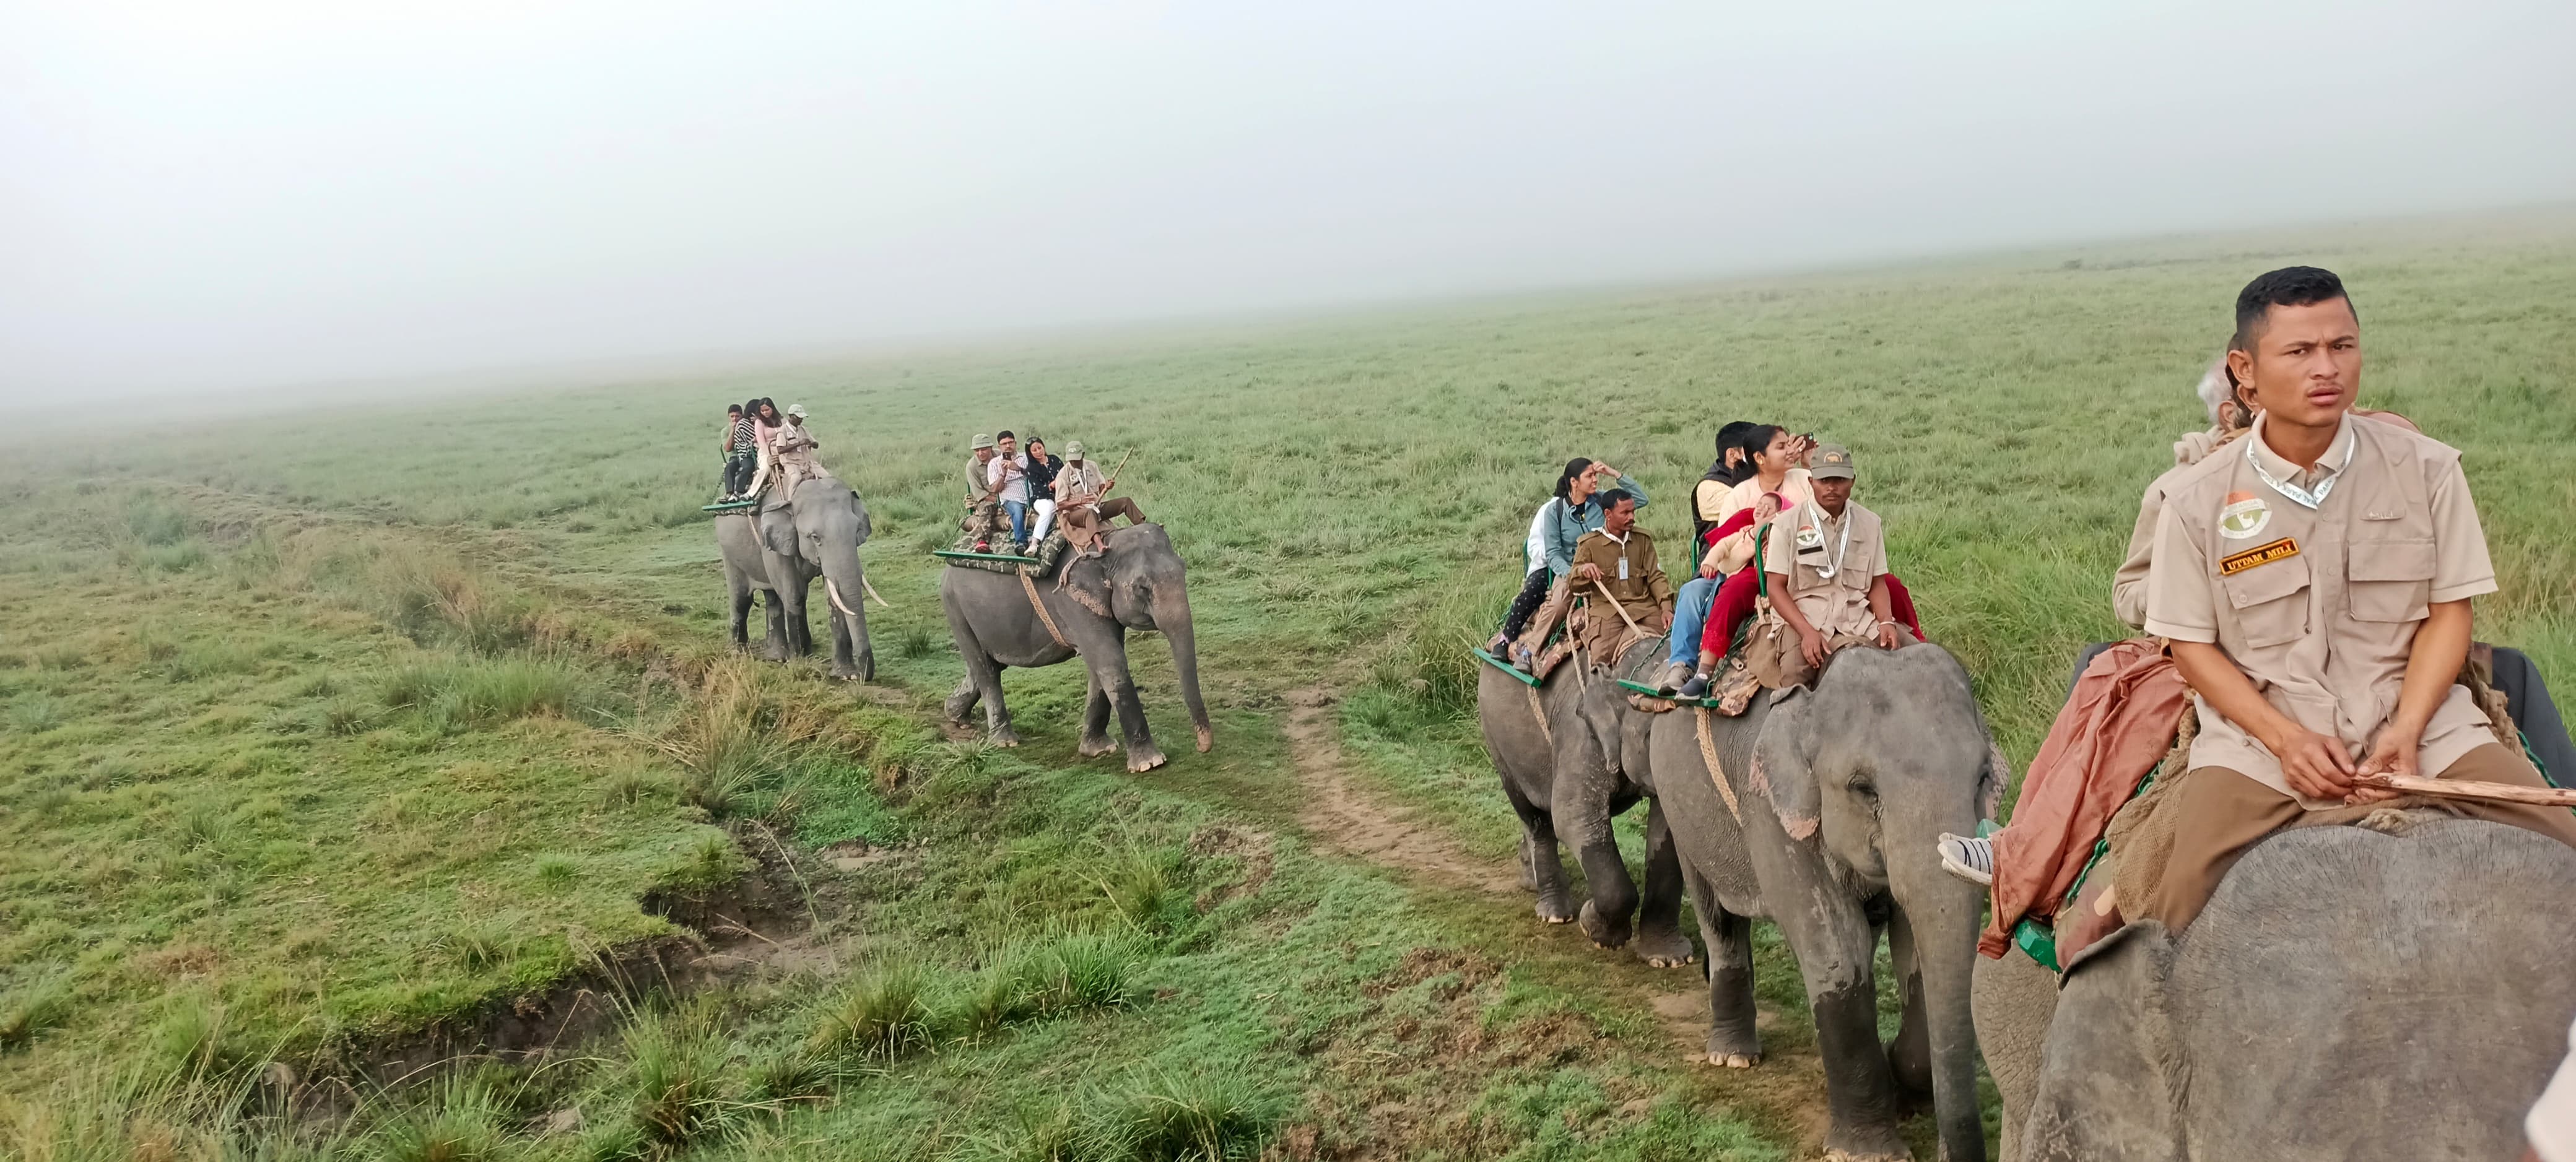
left=4, top=0, right=2573, bottom=399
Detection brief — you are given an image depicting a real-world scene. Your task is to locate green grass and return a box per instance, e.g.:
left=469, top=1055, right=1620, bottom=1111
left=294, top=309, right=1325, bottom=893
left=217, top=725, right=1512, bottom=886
left=4, top=211, right=2575, bottom=1160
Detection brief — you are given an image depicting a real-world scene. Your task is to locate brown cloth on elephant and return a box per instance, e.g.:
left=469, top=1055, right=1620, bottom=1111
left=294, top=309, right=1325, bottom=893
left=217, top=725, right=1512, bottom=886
left=1742, top=620, right=1917, bottom=690
left=1977, top=638, right=2190, bottom=960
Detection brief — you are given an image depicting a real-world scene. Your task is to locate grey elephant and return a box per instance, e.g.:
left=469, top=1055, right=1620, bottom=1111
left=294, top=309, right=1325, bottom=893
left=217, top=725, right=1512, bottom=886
left=714, top=475, right=876, bottom=682
left=1476, top=635, right=1695, bottom=967
left=1976, top=815, right=2576, bottom=1162
left=1644, top=644, right=2001, bottom=1162
left=939, top=524, right=1209, bottom=773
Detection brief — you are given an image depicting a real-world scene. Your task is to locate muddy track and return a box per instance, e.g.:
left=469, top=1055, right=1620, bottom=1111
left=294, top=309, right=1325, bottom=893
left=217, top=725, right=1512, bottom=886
left=1279, top=680, right=1842, bottom=1156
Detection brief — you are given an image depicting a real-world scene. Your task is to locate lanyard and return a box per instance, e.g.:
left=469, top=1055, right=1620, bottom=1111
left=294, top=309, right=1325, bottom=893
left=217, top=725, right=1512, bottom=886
left=2244, top=427, right=2352, bottom=511
left=1803, top=508, right=1852, bottom=580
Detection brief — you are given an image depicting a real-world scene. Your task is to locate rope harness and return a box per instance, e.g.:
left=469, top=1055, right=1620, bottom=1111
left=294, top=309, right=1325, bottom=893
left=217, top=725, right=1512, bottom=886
left=1526, top=684, right=1551, bottom=746
left=1019, top=568, right=1072, bottom=649
left=1693, top=706, right=1743, bottom=823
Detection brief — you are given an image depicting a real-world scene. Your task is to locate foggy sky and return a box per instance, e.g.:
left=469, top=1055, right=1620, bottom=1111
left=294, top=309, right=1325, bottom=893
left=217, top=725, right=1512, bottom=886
left=5, top=1, right=2574, bottom=400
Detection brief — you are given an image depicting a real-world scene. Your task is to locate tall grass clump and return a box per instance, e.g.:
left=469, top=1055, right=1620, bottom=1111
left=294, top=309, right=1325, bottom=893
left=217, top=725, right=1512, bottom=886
left=806, top=960, right=936, bottom=1062
left=368, top=541, right=542, bottom=654
left=378, top=656, right=599, bottom=727
left=648, top=660, right=838, bottom=815
left=1079, top=1069, right=1282, bottom=1161
left=0, top=977, right=72, bottom=1049
left=1365, top=575, right=1513, bottom=721
left=370, top=1074, right=512, bottom=1162
left=618, top=1004, right=746, bottom=1151
left=6, top=693, right=63, bottom=734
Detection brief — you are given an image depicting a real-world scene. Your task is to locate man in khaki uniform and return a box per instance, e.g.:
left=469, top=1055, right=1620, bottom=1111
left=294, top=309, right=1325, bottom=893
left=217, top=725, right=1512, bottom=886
left=1567, top=490, right=1674, bottom=661
left=1054, top=441, right=1147, bottom=553
left=2141, top=266, right=2576, bottom=933
left=1747, top=445, right=1912, bottom=689
left=961, top=433, right=1003, bottom=551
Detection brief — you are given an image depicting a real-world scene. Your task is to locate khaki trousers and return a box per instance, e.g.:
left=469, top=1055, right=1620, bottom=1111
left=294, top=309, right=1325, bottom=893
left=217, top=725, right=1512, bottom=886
left=2143, top=743, right=2576, bottom=934
left=1746, top=621, right=1916, bottom=689
left=1510, top=574, right=1577, bottom=659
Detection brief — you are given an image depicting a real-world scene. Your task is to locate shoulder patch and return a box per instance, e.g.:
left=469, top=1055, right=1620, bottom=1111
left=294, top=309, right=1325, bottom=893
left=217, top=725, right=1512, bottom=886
left=2218, top=492, right=2270, bottom=540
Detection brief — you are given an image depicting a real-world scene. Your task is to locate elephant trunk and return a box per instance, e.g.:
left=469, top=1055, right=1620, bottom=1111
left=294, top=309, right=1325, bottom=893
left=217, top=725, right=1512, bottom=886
left=1888, top=804, right=1990, bottom=1162
left=820, top=547, right=874, bottom=675
left=1154, top=588, right=1212, bottom=752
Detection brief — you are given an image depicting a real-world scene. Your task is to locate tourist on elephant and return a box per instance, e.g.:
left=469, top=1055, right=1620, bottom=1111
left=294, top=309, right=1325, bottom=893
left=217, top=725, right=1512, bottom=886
left=1053, top=441, right=1145, bottom=553
left=962, top=432, right=1003, bottom=553
left=2138, top=266, right=2576, bottom=934
left=1022, top=434, right=1063, bottom=542
left=1501, top=457, right=1648, bottom=670
left=1689, top=420, right=1761, bottom=547
left=987, top=430, right=1035, bottom=548
left=1565, top=490, right=1674, bottom=659
left=717, top=403, right=757, bottom=501
left=1739, top=444, right=1912, bottom=691
left=1659, top=425, right=1807, bottom=691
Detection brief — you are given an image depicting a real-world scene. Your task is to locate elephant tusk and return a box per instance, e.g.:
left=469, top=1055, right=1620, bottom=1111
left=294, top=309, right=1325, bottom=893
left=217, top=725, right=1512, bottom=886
left=826, top=579, right=861, bottom=619
left=860, top=574, right=892, bottom=608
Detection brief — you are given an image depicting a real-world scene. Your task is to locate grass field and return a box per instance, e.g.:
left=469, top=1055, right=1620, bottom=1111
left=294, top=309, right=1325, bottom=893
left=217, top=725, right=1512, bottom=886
left=6, top=210, right=2575, bottom=1160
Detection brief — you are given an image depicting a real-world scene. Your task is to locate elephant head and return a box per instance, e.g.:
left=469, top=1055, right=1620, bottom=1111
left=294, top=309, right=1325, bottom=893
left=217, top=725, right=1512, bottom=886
left=772, top=476, right=875, bottom=681
left=1752, top=645, right=2002, bottom=1162
left=1063, top=524, right=1211, bottom=752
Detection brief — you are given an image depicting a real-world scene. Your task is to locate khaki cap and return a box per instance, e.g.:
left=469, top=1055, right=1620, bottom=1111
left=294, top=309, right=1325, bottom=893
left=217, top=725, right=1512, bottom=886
left=1064, top=440, right=1085, bottom=459
left=786, top=404, right=808, bottom=418
left=1809, top=444, right=1856, bottom=480
left=971, top=433, right=995, bottom=450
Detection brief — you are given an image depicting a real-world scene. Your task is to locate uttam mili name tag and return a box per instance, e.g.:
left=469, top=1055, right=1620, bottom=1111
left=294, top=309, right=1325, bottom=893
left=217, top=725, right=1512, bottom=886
left=2219, top=537, right=2300, bottom=577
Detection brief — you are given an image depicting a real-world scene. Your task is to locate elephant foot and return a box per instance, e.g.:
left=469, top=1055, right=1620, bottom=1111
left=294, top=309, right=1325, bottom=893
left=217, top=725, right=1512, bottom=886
left=760, top=647, right=790, bottom=664
left=1820, top=1125, right=1911, bottom=1162
left=1579, top=900, right=1632, bottom=949
left=988, top=727, right=1021, bottom=748
left=1704, top=1028, right=1762, bottom=1068
left=1077, top=735, right=1118, bottom=759
left=1194, top=724, right=1212, bottom=753
left=1631, top=927, right=1697, bottom=969
left=1534, top=888, right=1577, bottom=926
left=857, top=653, right=875, bottom=683
left=1821, top=1151, right=1908, bottom=1162
left=1125, top=747, right=1167, bottom=774
left=829, top=664, right=863, bottom=682
left=943, top=692, right=977, bottom=725
left=1700, top=1051, right=1760, bottom=1069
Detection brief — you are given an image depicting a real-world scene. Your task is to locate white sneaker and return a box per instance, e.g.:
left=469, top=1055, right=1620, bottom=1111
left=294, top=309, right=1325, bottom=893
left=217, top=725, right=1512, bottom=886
left=1936, top=833, right=1994, bottom=886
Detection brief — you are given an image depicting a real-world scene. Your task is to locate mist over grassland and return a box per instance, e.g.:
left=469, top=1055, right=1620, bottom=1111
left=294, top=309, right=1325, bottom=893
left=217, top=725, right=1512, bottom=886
left=6, top=215, right=2574, bottom=1159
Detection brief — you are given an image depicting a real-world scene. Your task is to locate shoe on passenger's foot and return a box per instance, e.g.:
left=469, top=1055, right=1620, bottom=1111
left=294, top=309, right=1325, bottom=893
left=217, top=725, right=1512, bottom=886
left=1486, top=632, right=1511, bottom=657
left=972, top=540, right=991, bottom=553
left=1509, top=644, right=1538, bottom=673
left=1655, top=661, right=1694, bottom=695
left=1936, top=833, right=1995, bottom=886
left=1676, top=672, right=1712, bottom=700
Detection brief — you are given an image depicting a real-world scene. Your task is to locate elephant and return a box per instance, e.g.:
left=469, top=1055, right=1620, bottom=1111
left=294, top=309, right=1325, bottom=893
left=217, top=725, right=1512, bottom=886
left=1643, top=643, right=2003, bottom=1162
left=1975, top=815, right=2576, bottom=1162
left=713, top=474, right=876, bottom=682
left=1475, top=634, right=1695, bottom=966
left=938, top=523, right=1209, bottom=773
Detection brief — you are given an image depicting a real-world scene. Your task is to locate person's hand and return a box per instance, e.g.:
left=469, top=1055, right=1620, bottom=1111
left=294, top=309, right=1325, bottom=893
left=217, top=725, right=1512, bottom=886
left=2346, top=726, right=2421, bottom=805
left=1593, top=463, right=1619, bottom=483
left=1876, top=622, right=1899, bottom=650
left=2265, top=723, right=2358, bottom=800
left=1699, top=562, right=1719, bottom=580
left=1573, top=562, right=1601, bottom=583
left=1798, top=628, right=1827, bottom=670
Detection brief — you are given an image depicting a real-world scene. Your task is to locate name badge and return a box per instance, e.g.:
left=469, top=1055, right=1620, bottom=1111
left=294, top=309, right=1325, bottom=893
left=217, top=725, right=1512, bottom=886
left=1617, top=557, right=1630, bottom=581
left=2218, top=537, right=2300, bottom=576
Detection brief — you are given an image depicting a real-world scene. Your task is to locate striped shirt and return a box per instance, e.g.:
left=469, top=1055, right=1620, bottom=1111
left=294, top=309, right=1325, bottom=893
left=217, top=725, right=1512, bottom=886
left=728, top=417, right=757, bottom=454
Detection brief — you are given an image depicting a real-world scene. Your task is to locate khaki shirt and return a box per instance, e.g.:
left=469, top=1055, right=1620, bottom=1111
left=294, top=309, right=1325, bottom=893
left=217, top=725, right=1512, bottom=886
left=2144, top=413, right=2497, bottom=809
left=2114, top=461, right=2191, bottom=631
left=1572, top=527, right=1674, bottom=653
left=1055, top=461, right=1107, bottom=505
left=964, top=454, right=998, bottom=504
left=1762, top=500, right=1887, bottom=639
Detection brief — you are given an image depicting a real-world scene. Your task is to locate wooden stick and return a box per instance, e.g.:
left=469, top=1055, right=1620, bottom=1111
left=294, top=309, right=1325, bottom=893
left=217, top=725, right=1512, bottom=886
left=2352, top=773, right=2576, bottom=807
left=1097, top=448, right=1136, bottom=497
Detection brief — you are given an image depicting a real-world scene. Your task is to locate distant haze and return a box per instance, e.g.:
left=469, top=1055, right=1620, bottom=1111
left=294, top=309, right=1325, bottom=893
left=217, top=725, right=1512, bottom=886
left=6, top=1, right=2574, bottom=401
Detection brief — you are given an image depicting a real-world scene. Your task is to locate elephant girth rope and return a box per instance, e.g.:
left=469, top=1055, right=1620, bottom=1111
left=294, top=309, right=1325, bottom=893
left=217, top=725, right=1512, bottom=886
left=1693, top=706, right=1742, bottom=823
left=1526, top=684, right=1551, bottom=746
left=1019, top=568, right=1073, bottom=650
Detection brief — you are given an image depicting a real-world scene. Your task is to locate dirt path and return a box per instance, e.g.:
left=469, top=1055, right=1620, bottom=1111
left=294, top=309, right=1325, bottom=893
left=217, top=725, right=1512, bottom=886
left=1281, top=679, right=1843, bottom=1155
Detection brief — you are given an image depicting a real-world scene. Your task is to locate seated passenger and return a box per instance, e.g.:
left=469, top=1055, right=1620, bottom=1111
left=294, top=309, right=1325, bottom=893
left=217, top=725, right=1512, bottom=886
left=962, top=433, right=1003, bottom=552
left=1023, top=435, right=1064, bottom=541
left=1054, top=441, right=1145, bottom=552
left=1660, top=425, right=1809, bottom=691
left=2140, top=267, right=2575, bottom=934
left=1503, top=458, right=1648, bottom=670
left=989, top=430, right=1033, bottom=548
left=770, top=404, right=825, bottom=496
left=1567, top=489, right=1674, bottom=661
left=1741, top=444, right=1913, bottom=690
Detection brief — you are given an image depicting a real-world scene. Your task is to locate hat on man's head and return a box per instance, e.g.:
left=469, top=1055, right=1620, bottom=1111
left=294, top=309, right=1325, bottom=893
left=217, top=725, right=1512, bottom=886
left=971, top=433, right=996, bottom=450
left=786, top=404, right=808, bottom=418
left=1809, top=444, right=1856, bottom=480
left=1064, top=440, right=1085, bottom=459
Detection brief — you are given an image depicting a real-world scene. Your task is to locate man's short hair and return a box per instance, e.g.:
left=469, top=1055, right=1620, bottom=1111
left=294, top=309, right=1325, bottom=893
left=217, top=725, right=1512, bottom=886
left=1713, top=420, right=1756, bottom=456
left=2232, top=266, right=2354, bottom=352
left=1596, top=488, right=1637, bottom=511
left=996, top=430, right=1015, bottom=441
left=728, top=404, right=742, bottom=413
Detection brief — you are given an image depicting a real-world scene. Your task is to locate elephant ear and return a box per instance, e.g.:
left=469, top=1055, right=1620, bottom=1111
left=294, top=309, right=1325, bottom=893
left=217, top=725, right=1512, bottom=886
left=1979, top=736, right=2012, bottom=822
left=1749, top=693, right=1822, bottom=841
left=2018, top=923, right=2180, bottom=1161
left=760, top=509, right=797, bottom=558
left=846, top=489, right=872, bottom=547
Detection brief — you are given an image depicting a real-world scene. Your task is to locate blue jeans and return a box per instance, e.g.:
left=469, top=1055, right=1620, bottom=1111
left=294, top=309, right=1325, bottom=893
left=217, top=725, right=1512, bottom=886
left=1668, top=575, right=1719, bottom=666
left=1002, top=500, right=1030, bottom=544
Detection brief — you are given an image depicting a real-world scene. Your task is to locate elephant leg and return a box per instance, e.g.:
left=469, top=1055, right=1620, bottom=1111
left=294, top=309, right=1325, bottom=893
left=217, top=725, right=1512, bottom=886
left=728, top=584, right=753, bottom=651
left=1886, top=906, right=1934, bottom=1106
left=1076, top=672, right=1117, bottom=759
left=784, top=586, right=814, bottom=657
left=1553, top=748, right=1637, bottom=948
left=1630, top=796, right=1695, bottom=968
left=1781, top=904, right=1910, bottom=1160
left=1082, top=639, right=1164, bottom=773
left=942, top=598, right=1017, bottom=747
left=944, top=677, right=980, bottom=725
left=825, top=605, right=861, bottom=681
left=1686, top=864, right=1762, bottom=1067
left=1502, top=774, right=1576, bottom=924
left=759, top=591, right=790, bottom=662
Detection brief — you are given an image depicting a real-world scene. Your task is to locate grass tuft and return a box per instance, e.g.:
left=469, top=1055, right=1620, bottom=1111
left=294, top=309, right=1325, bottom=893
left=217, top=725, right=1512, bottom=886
left=0, top=978, right=73, bottom=1050
left=807, top=960, right=936, bottom=1061
left=1081, top=1069, right=1282, bottom=1161
left=620, top=1004, right=744, bottom=1151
